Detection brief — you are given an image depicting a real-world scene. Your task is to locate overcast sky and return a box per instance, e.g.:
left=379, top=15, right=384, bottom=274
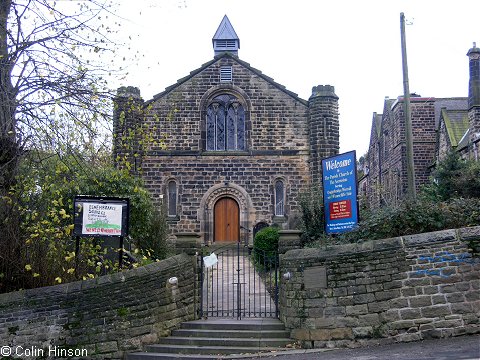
left=113, top=0, right=479, bottom=155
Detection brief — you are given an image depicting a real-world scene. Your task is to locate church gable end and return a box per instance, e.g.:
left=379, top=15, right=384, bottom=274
left=113, top=16, right=339, bottom=245
left=144, top=54, right=310, bottom=154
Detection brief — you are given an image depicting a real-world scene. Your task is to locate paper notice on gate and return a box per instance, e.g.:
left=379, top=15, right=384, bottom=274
left=203, top=253, right=218, bottom=268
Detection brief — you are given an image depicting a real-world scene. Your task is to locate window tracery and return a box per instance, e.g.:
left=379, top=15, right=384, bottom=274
left=206, top=94, right=245, bottom=151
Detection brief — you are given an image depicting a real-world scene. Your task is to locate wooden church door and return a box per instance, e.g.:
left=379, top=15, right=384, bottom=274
left=214, top=197, right=240, bottom=242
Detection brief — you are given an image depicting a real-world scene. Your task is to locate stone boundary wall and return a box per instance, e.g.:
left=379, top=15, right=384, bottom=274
left=0, top=254, right=196, bottom=359
left=279, top=226, right=480, bottom=348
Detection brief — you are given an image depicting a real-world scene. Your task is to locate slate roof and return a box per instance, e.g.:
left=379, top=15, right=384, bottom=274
left=368, top=112, right=383, bottom=147
left=146, top=52, right=308, bottom=106
left=457, top=128, right=471, bottom=151
left=212, top=15, right=240, bottom=46
left=434, top=97, right=468, bottom=128
left=440, top=108, right=469, bottom=147
left=369, top=98, right=395, bottom=145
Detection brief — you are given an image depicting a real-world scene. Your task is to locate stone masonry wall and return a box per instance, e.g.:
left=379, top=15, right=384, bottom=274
left=366, top=98, right=438, bottom=208
left=308, top=85, right=339, bottom=184
left=437, top=117, right=452, bottom=162
left=144, top=56, right=310, bottom=153
left=138, top=54, right=313, bottom=241
left=280, top=226, right=480, bottom=348
left=0, top=254, right=196, bottom=359
left=390, top=98, right=437, bottom=198
left=142, top=154, right=310, bottom=237
left=468, top=106, right=480, bottom=146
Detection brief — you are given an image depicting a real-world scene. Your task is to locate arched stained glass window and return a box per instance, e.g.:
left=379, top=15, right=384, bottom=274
left=168, top=180, right=177, bottom=217
left=274, top=180, right=285, bottom=216
left=206, top=94, right=245, bottom=151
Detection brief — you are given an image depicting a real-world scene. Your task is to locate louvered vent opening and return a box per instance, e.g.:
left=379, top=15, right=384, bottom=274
left=216, top=39, right=237, bottom=49
left=220, top=66, right=233, bottom=82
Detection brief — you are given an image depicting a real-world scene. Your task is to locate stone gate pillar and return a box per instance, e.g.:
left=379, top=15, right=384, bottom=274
left=175, top=233, right=202, bottom=318
left=278, top=229, right=302, bottom=254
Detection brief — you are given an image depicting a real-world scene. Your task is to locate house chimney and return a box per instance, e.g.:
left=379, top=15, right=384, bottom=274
left=467, top=42, right=480, bottom=144
left=467, top=42, right=480, bottom=109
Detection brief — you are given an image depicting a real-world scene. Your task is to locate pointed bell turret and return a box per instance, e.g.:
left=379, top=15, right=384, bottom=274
left=212, top=15, right=240, bottom=57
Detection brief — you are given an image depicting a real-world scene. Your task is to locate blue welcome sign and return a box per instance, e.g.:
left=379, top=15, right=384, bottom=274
left=322, top=151, right=359, bottom=234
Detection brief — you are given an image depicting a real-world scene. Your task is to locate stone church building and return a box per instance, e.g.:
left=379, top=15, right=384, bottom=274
left=113, top=16, right=339, bottom=245
left=361, top=43, right=480, bottom=208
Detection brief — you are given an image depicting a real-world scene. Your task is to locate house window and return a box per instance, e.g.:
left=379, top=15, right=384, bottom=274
left=206, top=94, right=245, bottom=151
left=167, top=180, right=177, bottom=217
left=274, top=179, right=285, bottom=216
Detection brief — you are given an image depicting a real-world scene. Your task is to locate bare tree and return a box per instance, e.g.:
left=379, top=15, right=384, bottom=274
left=1, top=0, right=117, bottom=190
left=0, top=0, right=121, bottom=289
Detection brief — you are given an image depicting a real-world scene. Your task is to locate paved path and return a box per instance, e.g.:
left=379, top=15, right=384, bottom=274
left=240, top=335, right=480, bottom=360
left=202, top=246, right=276, bottom=318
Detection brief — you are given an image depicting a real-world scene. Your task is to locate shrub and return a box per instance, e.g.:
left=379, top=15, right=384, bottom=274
left=254, top=226, right=279, bottom=251
left=253, top=227, right=279, bottom=270
left=344, top=199, right=445, bottom=240
left=139, top=204, right=171, bottom=261
left=302, top=151, right=480, bottom=249
left=0, top=153, right=170, bottom=292
left=427, top=151, right=480, bottom=200
left=298, top=186, right=325, bottom=245
left=322, top=197, right=480, bottom=244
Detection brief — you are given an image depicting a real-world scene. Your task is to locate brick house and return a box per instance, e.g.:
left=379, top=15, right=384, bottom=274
left=361, top=43, right=480, bottom=208
left=113, top=16, right=340, bottom=244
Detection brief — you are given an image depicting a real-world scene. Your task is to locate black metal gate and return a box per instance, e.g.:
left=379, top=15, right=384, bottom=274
left=199, top=243, right=279, bottom=319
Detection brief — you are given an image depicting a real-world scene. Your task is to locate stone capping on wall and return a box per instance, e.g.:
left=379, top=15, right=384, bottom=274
left=283, top=236, right=405, bottom=261
left=0, top=254, right=196, bottom=359
left=282, top=228, right=474, bottom=261
left=402, top=229, right=457, bottom=247
left=175, top=232, right=202, bottom=255
left=278, top=229, right=302, bottom=254
left=279, top=226, right=480, bottom=349
left=0, top=253, right=190, bottom=303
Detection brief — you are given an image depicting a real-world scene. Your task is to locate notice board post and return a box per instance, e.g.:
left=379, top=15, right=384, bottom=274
left=322, top=151, right=359, bottom=234
left=73, top=196, right=130, bottom=271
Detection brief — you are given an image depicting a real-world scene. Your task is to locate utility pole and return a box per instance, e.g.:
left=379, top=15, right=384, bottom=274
left=400, top=12, right=416, bottom=200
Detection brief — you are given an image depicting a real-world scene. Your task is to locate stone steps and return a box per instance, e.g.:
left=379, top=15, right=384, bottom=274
left=171, top=329, right=290, bottom=339
left=127, top=318, right=294, bottom=359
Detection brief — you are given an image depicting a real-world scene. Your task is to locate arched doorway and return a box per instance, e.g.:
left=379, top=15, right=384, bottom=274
left=214, top=197, right=239, bottom=242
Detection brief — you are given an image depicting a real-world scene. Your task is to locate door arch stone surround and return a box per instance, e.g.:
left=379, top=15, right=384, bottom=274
left=198, top=183, right=255, bottom=245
